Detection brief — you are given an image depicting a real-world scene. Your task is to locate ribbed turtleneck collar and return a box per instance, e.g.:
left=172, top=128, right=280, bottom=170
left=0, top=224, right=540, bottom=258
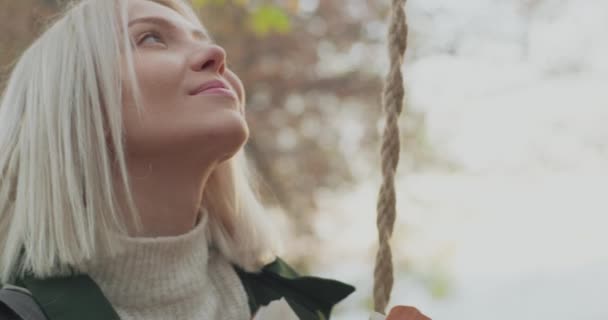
left=79, top=213, right=251, bottom=320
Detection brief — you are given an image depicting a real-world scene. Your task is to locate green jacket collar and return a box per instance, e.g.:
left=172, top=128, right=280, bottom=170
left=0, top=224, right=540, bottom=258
left=234, top=257, right=355, bottom=320
left=16, top=257, right=355, bottom=320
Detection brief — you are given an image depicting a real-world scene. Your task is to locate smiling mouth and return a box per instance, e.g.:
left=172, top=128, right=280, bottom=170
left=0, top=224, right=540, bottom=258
left=189, top=79, right=238, bottom=100
left=197, top=87, right=230, bottom=94
left=193, top=87, right=237, bottom=99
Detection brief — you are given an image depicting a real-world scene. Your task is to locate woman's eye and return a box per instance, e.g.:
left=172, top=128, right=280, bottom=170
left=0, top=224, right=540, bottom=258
left=139, top=32, right=164, bottom=45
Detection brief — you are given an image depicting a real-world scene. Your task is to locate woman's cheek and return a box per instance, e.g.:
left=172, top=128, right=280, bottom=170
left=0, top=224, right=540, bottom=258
left=135, top=55, right=183, bottom=99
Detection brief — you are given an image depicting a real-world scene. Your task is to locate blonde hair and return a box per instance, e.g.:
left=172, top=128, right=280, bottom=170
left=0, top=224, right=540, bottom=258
left=0, top=0, right=279, bottom=283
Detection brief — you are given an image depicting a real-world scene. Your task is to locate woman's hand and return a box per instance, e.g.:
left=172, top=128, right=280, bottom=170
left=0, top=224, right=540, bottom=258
left=386, top=306, right=431, bottom=320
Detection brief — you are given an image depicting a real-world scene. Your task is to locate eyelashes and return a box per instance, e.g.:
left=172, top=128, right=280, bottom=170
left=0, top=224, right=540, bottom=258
left=137, top=30, right=165, bottom=46
left=132, top=28, right=222, bottom=53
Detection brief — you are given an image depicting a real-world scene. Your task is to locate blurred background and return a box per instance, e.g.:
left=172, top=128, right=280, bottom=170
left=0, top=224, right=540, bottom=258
left=1, top=0, right=607, bottom=319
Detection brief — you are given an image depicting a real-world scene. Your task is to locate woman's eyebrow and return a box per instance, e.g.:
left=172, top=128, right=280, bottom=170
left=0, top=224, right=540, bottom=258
left=128, top=16, right=210, bottom=41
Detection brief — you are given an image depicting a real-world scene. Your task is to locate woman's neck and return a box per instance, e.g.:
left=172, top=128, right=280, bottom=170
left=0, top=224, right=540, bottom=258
left=114, top=155, right=218, bottom=237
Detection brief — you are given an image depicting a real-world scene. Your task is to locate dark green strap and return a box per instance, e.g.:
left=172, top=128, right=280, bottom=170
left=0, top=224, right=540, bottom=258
left=0, top=286, right=48, bottom=320
left=17, top=275, right=119, bottom=320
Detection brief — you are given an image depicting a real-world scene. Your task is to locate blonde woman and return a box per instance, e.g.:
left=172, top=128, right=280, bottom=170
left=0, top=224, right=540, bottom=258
left=0, top=0, right=430, bottom=319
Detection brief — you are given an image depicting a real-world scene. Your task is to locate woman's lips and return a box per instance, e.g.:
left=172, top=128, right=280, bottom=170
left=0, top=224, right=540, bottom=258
left=194, top=87, right=237, bottom=99
left=198, top=87, right=229, bottom=94
left=195, top=87, right=238, bottom=100
left=190, top=80, right=237, bottom=99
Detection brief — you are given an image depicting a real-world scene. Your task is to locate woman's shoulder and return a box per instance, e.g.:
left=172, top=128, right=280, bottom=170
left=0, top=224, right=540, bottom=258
left=4, top=256, right=355, bottom=320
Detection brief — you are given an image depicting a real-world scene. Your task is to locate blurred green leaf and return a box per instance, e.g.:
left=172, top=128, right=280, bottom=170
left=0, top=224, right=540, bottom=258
left=428, top=274, right=450, bottom=299
left=248, top=5, right=291, bottom=36
left=192, top=0, right=226, bottom=9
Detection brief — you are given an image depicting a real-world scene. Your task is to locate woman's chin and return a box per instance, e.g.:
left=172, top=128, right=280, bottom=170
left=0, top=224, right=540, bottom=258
left=202, top=115, right=249, bottom=155
left=214, top=111, right=249, bottom=141
left=124, top=112, right=248, bottom=161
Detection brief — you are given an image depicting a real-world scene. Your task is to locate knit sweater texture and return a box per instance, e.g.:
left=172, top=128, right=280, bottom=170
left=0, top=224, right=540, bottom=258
left=80, top=214, right=251, bottom=320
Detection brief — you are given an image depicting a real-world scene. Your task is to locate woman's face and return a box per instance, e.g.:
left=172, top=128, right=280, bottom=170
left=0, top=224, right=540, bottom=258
left=122, top=0, right=247, bottom=164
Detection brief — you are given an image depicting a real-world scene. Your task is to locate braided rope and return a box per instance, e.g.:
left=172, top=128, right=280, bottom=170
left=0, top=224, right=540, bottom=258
left=373, top=0, right=408, bottom=314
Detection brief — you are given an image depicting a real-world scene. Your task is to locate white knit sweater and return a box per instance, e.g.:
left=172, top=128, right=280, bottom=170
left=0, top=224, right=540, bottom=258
left=80, top=214, right=251, bottom=320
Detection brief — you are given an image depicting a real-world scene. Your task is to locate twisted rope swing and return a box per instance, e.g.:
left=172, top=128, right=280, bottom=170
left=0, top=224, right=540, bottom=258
left=374, top=0, right=408, bottom=314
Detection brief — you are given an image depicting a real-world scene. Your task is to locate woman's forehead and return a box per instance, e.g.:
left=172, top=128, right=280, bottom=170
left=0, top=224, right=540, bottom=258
left=127, top=0, right=207, bottom=32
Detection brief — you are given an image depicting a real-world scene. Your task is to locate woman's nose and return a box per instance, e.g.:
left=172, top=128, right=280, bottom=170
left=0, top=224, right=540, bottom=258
left=190, top=44, right=227, bottom=74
